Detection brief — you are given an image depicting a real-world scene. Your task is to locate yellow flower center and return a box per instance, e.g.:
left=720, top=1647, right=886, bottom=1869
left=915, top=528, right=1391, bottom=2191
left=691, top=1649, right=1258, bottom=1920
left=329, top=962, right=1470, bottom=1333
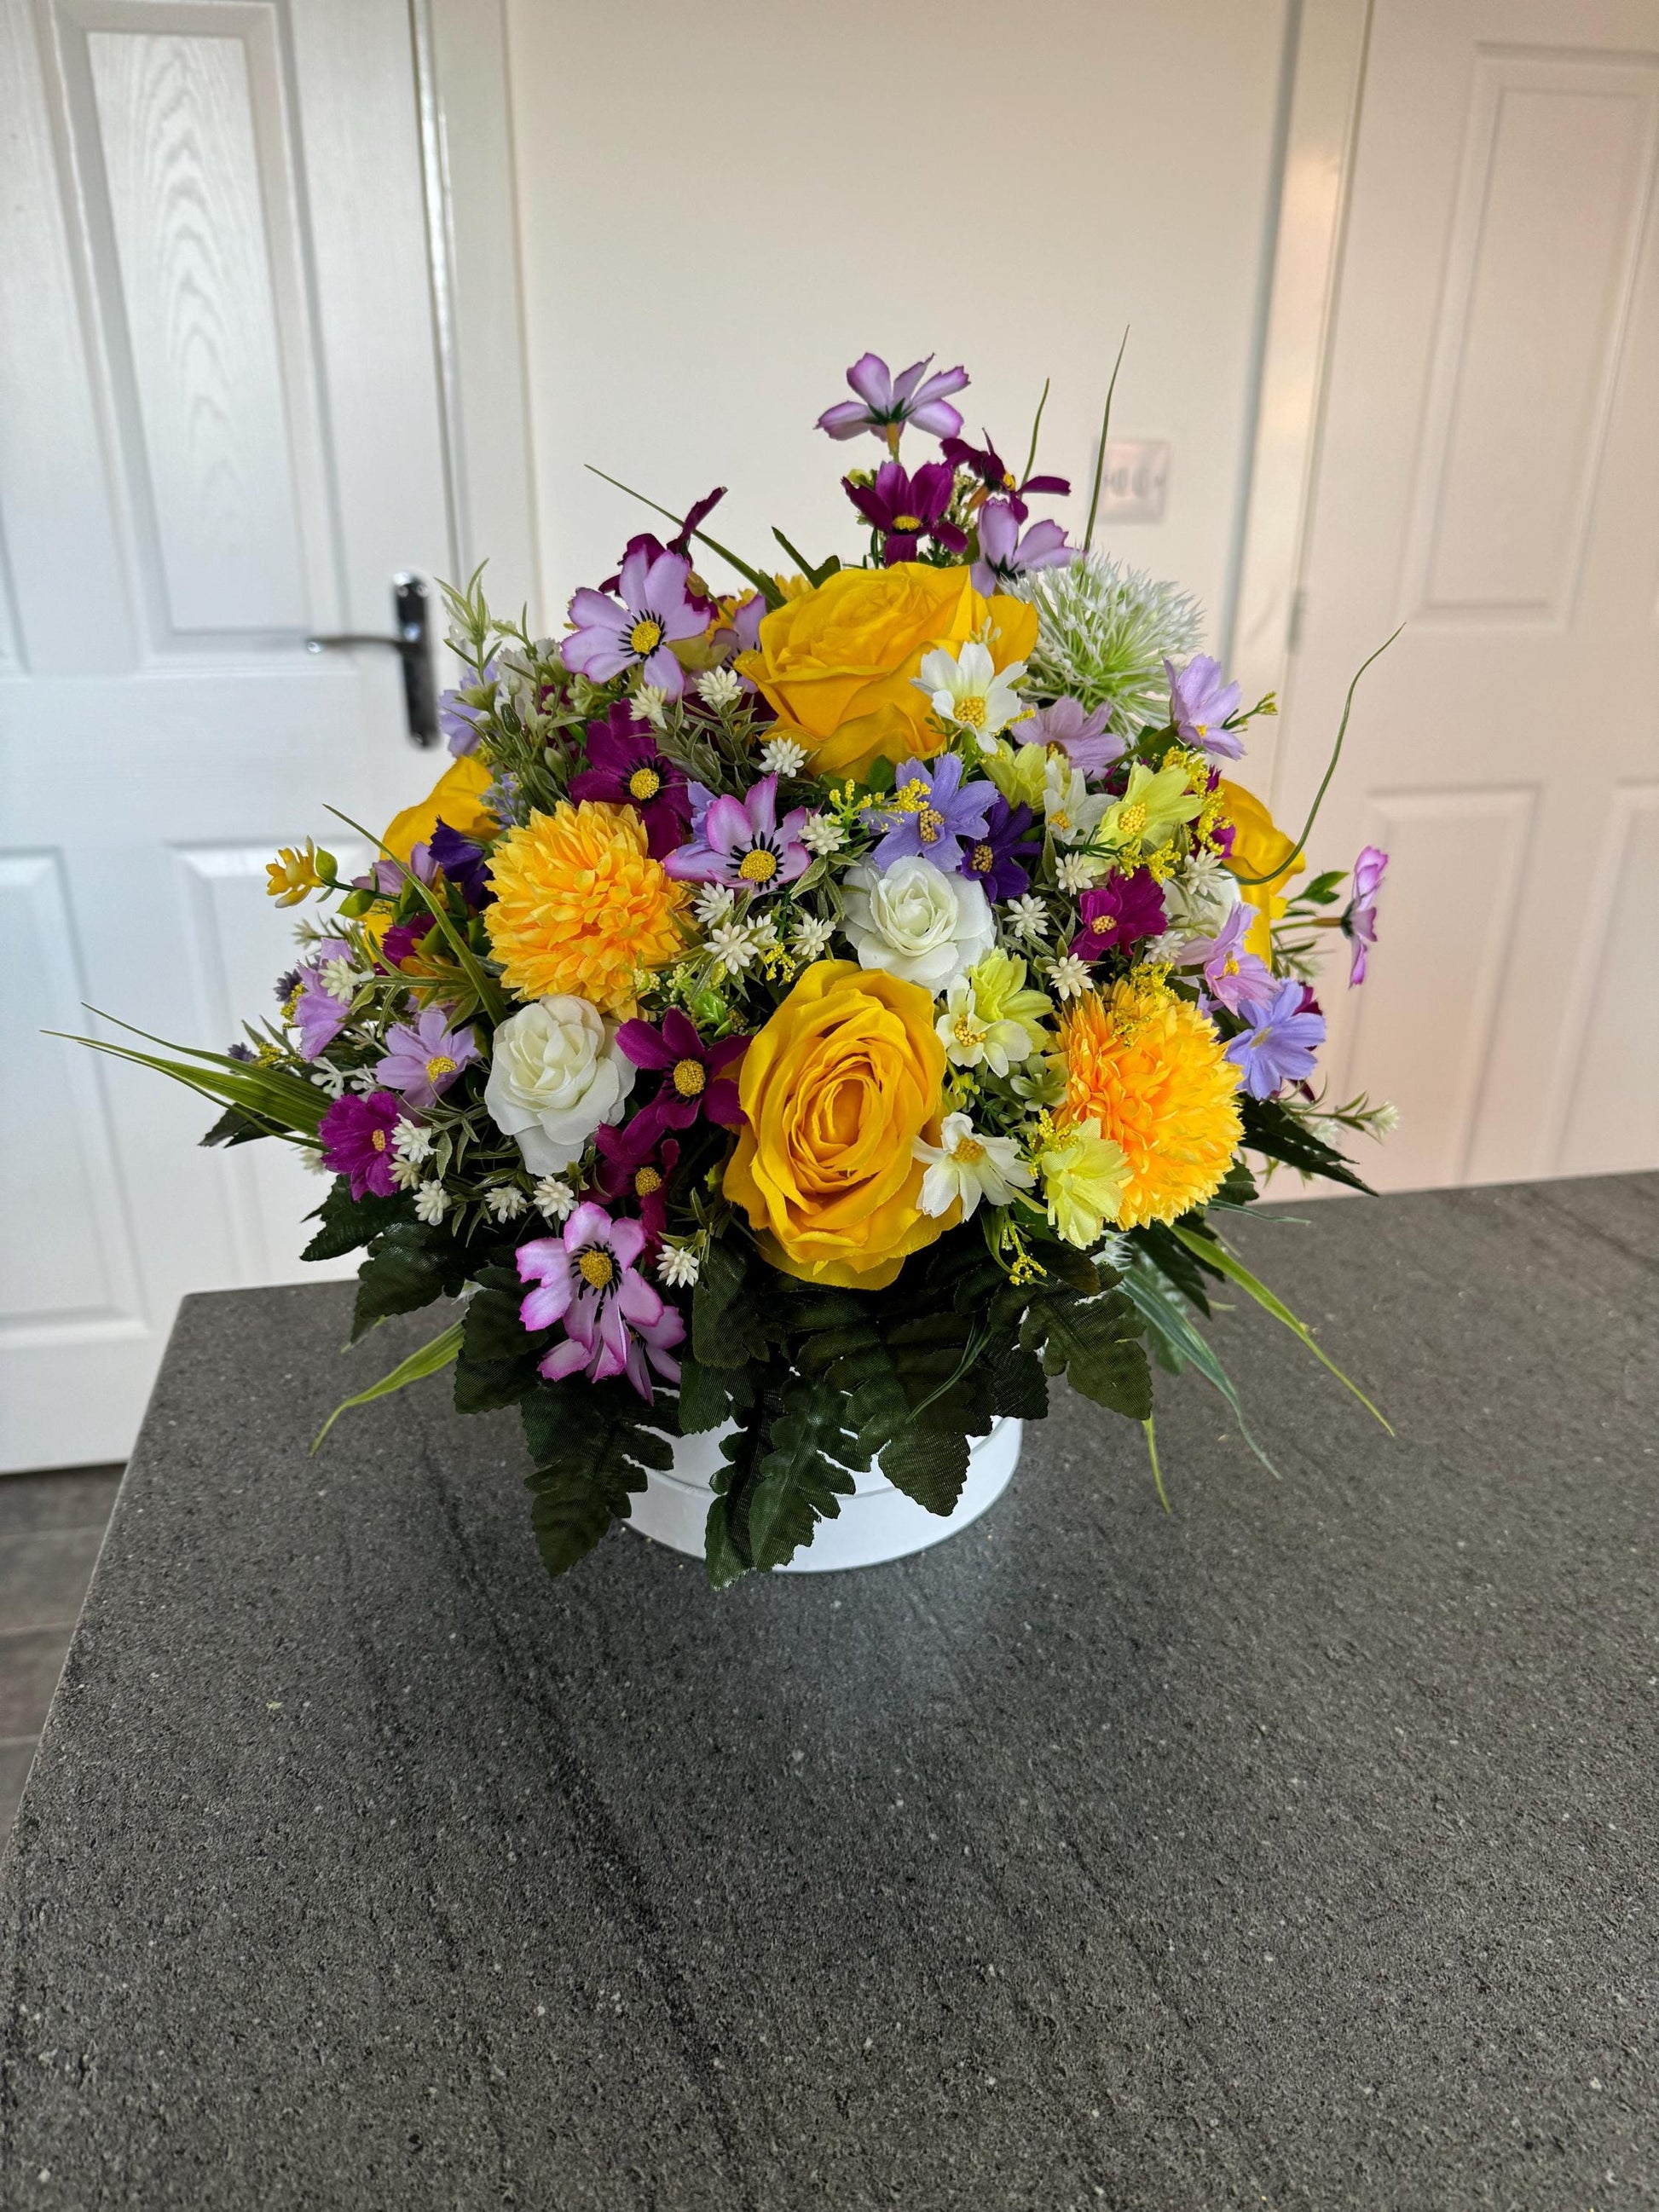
left=578, top=1249, right=615, bottom=1290
left=425, top=1054, right=458, bottom=1080
left=952, top=1015, right=986, bottom=1048
left=627, top=617, right=663, bottom=656
left=1052, top=811, right=1072, bottom=835
left=1223, top=954, right=1239, bottom=975
left=371, top=1129, right=387, bottom=1152
left=893, top=513, right=922, bottom=533
left=633, top=1165, right=663, bottom=1197
left=1001, top=471, right=1016, bottom=490
left=1090, top=915, right=1113, bottom=935
left=1194, top=722, right=1209, bottom=740
left=954, top=694, right=987, bottom=728
left=627, top=765, right=662, bottom=800
left=672, top=1058, right=707, bottom=1098
left=951, top=1135, right=986, bottom=1164
left=738, top=848, right=778, bottom=883
left=1117, top=801, right=1147, bottom=838
left=917, top=806, right=945, bottom=845
left=970, top=842, right=994, bottom=873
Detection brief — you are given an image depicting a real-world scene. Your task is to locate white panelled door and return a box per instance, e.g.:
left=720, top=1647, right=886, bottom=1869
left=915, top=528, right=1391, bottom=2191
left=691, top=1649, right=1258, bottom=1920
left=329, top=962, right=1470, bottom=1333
left=1268, top=0, right=1659, bottom=1192
left=1, top=0, right=460, bottom=1468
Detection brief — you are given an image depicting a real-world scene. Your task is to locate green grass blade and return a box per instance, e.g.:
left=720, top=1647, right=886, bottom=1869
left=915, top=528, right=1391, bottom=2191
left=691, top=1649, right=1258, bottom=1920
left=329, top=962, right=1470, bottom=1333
left=311, top=1320, right=464, bottom=1453
left=1228, top=627, right=1402, bottom=886
left=1120, top=1259, right=1277, bottom=1474
left=52, top=1029, right=327, bottom=1135
left=1142, top=1416, right=1171, bottom=1513
left=323, top=806, right=508, bottom=1024
left=1083, top=327, right=1130, bottom=553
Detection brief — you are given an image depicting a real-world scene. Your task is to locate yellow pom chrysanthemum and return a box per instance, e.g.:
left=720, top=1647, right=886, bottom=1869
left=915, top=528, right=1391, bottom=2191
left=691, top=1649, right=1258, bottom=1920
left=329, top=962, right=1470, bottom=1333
left=485, top=800, right=689, bottom=1016
left=1055, top=973, right=1242, bottom=1229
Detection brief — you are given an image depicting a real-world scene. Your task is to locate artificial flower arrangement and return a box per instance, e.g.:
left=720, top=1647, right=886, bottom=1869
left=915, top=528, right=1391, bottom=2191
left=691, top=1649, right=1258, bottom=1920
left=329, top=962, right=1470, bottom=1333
left=80, top=349, right=1394, bottom=1585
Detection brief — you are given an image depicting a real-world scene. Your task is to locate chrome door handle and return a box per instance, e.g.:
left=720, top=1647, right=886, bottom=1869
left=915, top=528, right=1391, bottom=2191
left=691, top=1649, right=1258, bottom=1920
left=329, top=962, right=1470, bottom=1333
left=305, top=573, right=438, bottom=748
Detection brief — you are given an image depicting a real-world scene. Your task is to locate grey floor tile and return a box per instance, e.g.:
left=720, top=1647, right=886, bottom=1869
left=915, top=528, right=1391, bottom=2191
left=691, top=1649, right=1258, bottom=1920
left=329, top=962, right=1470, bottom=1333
left=0, top=1528, right=105, bottom=1635
left=0, top=1466, right=122, bottom=1538
left=0, top=1737, right=36, bottom=1833
left=0, top=1628, right=73, bottom=1740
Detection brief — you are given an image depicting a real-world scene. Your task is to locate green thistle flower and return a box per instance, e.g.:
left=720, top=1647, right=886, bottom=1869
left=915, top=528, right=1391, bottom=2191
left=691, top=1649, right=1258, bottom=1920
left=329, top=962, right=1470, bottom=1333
left=1014, top=554, right=1204, bottom=731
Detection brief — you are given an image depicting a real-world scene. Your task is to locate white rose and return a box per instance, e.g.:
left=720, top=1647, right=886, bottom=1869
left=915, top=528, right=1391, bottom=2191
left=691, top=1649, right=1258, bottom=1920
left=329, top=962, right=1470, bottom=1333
left=841, top=858, right=994, bottom=993
left=483, top=995, right=635, bottom=1175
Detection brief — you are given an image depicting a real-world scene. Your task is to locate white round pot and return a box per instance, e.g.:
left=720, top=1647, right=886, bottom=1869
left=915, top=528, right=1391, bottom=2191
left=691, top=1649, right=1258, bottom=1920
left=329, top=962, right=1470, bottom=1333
left=628, top=1418, right=1022, bottom=1574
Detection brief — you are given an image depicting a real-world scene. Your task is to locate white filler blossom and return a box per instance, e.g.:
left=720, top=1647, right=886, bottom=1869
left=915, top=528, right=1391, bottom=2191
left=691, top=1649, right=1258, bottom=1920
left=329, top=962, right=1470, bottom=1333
left=393, top=1118, right=433, bottom=1163
left=913, top=1114, right=1034, bottom=1220
left=533, top=1175, right=577, bottom=1221
left=707, top=918, right=766, bottom=975
left=1004, top=894, right=1051, bottom=943
left=798, top=813, right=847, bottom=857
left=696, top=666, right=744, bottom=711
left=485, top=1183, right=529, bottom=1222
left=634, top=684, right=669, bottom=727
left=1047, top=953, right=1093, bottom=1002
left=414, top=1181, right=449, bottom=1224
left=693, top=881, right=737, bottom=927
left=790, top=911, right=835, bottom=962
left=759, top=735, right=808, bottom=777
left=657, top=1245, right=702, bottom=1289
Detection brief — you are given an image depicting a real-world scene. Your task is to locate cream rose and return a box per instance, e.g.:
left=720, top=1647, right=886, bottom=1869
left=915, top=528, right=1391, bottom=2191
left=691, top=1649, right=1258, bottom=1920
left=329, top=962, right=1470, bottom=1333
left=483, top=995, right=635, bottom=1175
left=841, top=858, right=994, bottom=993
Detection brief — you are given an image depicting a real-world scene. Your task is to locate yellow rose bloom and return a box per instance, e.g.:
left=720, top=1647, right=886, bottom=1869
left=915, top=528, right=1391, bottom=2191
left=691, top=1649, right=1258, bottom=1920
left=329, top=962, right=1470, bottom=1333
left=1217, top=779, right=1304, bottom=964
left=383, top=751, right=496, bottom=864
left=485, top=800, right=689, bottom=1017
left=1055, top=973, right=1242, bottom=1230
left=737, top=563, right=1038, bottom=779
left=724, top=961, right=952, bottom=1289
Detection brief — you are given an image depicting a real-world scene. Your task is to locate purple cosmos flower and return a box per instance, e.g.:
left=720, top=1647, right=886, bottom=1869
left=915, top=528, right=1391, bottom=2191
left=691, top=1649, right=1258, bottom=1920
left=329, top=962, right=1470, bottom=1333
left=957, top=795, right=1041, bottom=901
left=971, top=499, right=1071, bottom=595
left=1171, top=903, right=1278, bottom=1016
left=517, top=1204, right=685, bottom=1401
left=377, top=912, right=436, bottom=973
left=842, top=459, right=967, bottom=565
left=616, top=1008, right=748, bottom=1136
left=561, top=545, right=706, bottom=697
left=438, top=657, right=498, bottom=758
left=569, top=702, right=692, bottom=859
left=817, top=353, right=969, bottom=450
left=226, top=1041, right=256, bottom=1063
left=292, top=938, right=354, bottom=1061
left=940, top=433, right=1070, bottom=522
left=428, top=821, right=492, bottom=909
left=598, top=489, right=727, bottom=609
left=663, top=774, right=809, bottom=892
left=1070, top=872, right=1167, bottom=962
left=1224, top=977, right=1327, bottom=1100
left=1344, top=846, right=1388, bottom=985
left=867, top=754, right=993, bottom=872
left=593, top=1123, right=679, bottom=1247
left=1026, top=696, right=1124, bottom=777
left=374, top=1003, right=478, bottom=1112
left=1165, top=656, right=1243, bottom=759
left=319, top=1089, right=402, bottom=1200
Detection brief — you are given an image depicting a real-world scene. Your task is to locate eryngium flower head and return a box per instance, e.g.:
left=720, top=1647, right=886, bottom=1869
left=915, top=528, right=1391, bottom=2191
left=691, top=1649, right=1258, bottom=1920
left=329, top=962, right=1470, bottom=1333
left=1014, top=554, right=1204, bottom=731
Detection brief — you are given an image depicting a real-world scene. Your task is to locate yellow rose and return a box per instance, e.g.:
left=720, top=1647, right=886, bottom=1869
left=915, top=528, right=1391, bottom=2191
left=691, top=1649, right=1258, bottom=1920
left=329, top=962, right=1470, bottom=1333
left=724, top=961, right=953, bottom=1289
left=736, top=563, right=1038, bottom=779
left=383, top=751, right=496, bottom=863
left=1217, top=779, right=1304, bottom=964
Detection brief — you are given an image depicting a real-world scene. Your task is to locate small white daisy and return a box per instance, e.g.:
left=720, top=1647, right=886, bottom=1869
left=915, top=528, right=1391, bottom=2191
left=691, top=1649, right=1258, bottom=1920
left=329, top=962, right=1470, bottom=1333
left=414, top=1181, right=449, bottom=1225
left=657, top=1244, right=702, bottom=1289
left=1046, top=954, right=1094, bottom=1002
left=791, top=911, right=835, bottom=961
left=393, top=1118, right=432, bottom=1163
left=347, top=1068, right=382, bottom=1094
left=912, top=1113, right=1034, bottom=1220
left=1005, top=894, right=1051, bottom=943
left=696, top=666, right=745, bottom=711
left=693, top=881, right=737, bottom=928
left=1055, top=851, right=1107, bottom=896
left=798, top=813, right=847, bottom=857
left=914, top=640, right=1028, bottom=748
left=533, top=1175, right=577, bottom=1222
left=759, top=735, right=808, bottom=777
left=320, top=955, right=367, bottom=1000
left=484, top=1183, right=529, bottom=1222
left=634, top=684, right=669, bottom=728
left=390, top=1155, right=424, bottom=1192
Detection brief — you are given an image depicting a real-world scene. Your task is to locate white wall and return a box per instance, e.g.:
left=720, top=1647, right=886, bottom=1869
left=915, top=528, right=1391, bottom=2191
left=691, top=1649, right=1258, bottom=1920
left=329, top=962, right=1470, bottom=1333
left=504, top=0, right=1292, bottom=642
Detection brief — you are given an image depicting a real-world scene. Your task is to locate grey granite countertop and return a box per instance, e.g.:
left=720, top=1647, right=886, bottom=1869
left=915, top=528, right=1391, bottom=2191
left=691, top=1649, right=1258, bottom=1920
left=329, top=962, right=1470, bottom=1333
left=3, top=1175, right=1656, bottom=2210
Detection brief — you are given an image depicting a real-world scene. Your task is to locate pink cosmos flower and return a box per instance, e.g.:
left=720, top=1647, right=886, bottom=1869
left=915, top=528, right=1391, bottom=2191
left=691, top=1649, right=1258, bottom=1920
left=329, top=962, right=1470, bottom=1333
left=560, top=545, right=706, bottom=697
left=817, top=353, right=968, bottom=448
left=1345, top=846, right=1388, bottom=985
left=1171, top=904, right=1279, bottom=1018
left=663, top=774, right=810, bottom=892
left=971, top=499, right=1070, bottom=595
left=374, top=1004, right=477, bottom=1112
left=517, top=1203, right=685, bottom=1402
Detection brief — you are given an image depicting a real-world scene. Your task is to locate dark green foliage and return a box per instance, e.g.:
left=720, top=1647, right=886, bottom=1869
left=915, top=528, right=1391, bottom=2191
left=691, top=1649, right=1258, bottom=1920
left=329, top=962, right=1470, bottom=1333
left=1297, top=868, right=1349, bottom=905
left=1132, top=1221, right=1218, bottom=1314
left=1211, top=1156, right=1260, bottom=1209
left=986, top=1340, right=1049, bottom=1421
left=454, top=1269, right=548, bottom=1413
left=199, top=1103, right=273, bottom=1149
left=303, top=1178, right=414, bottom=1262
left=691, top=1235, right=784, bottom=1366
left=676, top=1351, right=754, bottom=1435
left=1020, top=1279, right=1153, bottom=1419
left=1241, top=1096, right=1373, bottom=1194
left=743, top=1377, right=862, bottom=1574
left=519, top=1377, right=678, bottom=1577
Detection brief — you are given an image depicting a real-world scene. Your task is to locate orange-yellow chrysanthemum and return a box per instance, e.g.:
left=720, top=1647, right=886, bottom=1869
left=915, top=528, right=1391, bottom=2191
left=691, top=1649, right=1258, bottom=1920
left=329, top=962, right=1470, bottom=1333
left=484, top=800, right=688, bottom=1016
left=1056, top=974, right=1242, bottom=1229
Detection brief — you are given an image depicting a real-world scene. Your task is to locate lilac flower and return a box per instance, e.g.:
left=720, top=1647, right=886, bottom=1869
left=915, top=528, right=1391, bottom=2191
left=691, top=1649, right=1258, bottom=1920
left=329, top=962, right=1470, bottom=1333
left=1165, top=656, right=1243, bottom=759
left=1170, top=904, right=1278, bottom=1016
left=1344, top=846, right=1388, bottom=985
left=375, top=1003, right=478, bottom=1111
left=867, top=755, right=993, bottom=872
left=842, top=459, right=967, bottom=564
left=517, top=1203, right=685, bottom=1401
left=958, top=796, right=1041, bottom=901
left=319, top=1090, right=402, bottom=1200
left=1070, top=872, right=1167, bottom=962
left=1026, top=696, right=1124, bottom=777
left=292, top=938, right=354, bottom=1061
left=817, top=353, right=969, bottom=451
left=971, top=499, right=1070, bottom=595
left=940, top=433, right=1069, bottom=522
left=560, top=546, right=706, bottom=697
left=1225, top=978, right=1327, bottom=1100
left=438, top=657, right=498, bottom=758
left=731, top=593, right=766, bottom=654
left=664, top=774, right=809, bottom=893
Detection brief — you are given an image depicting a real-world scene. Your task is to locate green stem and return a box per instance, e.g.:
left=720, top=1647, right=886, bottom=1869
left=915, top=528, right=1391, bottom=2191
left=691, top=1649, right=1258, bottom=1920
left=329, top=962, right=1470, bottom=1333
left=1083, top=327, right=1130, bottom=554
left=1229, top=629, right=1402, bottom=886
left=1021, top=377, right=1051, bottom=488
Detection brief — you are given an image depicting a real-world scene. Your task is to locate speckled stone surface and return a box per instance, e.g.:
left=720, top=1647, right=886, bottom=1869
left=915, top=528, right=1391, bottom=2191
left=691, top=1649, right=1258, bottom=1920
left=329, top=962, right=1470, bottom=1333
left=2, top=1175, right=1655, bottom=2210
